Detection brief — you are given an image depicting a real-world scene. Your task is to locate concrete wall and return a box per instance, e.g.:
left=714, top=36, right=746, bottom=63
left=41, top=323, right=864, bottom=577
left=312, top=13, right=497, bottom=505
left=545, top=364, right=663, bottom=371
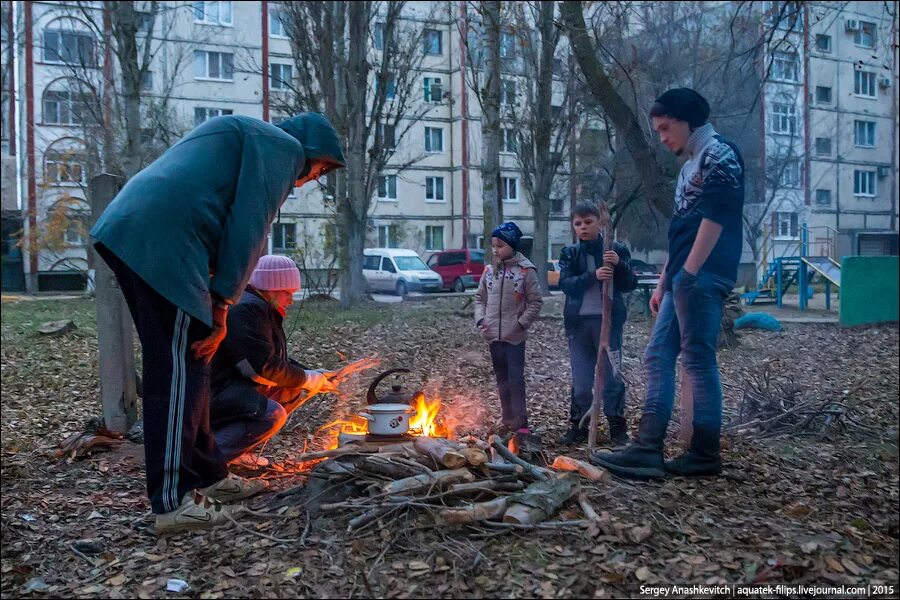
left=839, top=256, right=899, bottom=326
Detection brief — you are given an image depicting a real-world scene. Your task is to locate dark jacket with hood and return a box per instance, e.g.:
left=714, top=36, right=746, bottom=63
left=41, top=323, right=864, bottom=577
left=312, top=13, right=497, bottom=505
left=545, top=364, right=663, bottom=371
left=210, top=286, right=309, bottom=426
left=90, top=113, right=345, bottom=327
left=558, top=237, right=638, bottom=335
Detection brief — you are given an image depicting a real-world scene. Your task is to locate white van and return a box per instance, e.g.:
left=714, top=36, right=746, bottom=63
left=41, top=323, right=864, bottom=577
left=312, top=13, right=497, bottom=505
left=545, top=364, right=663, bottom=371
left=362, top=248, right=443, bottom=295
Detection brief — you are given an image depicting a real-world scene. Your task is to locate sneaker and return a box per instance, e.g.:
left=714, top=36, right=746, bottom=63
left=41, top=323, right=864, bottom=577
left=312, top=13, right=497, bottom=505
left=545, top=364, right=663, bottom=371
left=155, top=492, right=233, bottom=535
left=200, top=473, right=268, bottom=503
left=230, top=453, right=270, bottom=469
left=559, top=426, right=588, bottom=446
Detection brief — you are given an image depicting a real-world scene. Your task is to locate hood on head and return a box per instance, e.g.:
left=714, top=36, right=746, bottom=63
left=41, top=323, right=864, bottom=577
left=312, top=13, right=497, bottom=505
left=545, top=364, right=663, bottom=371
left=275, top=112, right=346, bottom=168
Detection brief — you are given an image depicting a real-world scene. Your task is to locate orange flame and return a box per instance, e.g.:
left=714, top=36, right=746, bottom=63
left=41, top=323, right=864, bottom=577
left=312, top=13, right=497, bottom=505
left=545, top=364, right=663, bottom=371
left=408, top=392, right=444, bottom=438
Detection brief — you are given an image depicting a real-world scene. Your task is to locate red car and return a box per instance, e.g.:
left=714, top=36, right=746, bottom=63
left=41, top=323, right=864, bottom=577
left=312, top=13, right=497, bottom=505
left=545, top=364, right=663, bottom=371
left=427, top=249, right=485, bottom=292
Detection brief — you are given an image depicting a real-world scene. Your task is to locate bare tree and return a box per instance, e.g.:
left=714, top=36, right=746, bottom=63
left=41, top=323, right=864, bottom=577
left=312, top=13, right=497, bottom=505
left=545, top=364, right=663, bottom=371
left=479, top=1, right=502, bottom=263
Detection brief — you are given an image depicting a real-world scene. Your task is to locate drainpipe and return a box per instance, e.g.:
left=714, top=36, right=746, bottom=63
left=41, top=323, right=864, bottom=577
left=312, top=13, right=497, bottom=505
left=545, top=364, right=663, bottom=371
left=261, top=1, right=269, bottom=122
left=24, top=0, right=37, bottom=290
left=802, top=5, right=810, bottom=209
left=458, top=0, right=469, bottom=248
left=6, top=2, right=15, bottom=156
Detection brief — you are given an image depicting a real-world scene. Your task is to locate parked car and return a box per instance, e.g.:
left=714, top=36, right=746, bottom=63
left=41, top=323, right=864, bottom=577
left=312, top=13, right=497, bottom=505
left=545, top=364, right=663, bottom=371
left=426, top=249, right=485, bottom=292
left=629, top=258, right=659, bottom=275
left=363, top=248, right=443, bottom=296
left=547, top=260, right=561, bottom=289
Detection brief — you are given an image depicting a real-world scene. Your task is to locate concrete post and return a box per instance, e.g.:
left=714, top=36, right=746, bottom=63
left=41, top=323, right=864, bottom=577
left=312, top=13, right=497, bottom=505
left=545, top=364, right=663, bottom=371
left=89, top=174, right=138, bottom=433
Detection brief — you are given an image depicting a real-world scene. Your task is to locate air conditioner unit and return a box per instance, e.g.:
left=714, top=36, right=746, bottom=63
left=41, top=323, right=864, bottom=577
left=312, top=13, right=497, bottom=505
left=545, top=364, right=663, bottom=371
left=877, top=166, right=890, bottom=178
left=845, top=19, right=860, bottom=31
left=878, top=77, right=892, bottom=89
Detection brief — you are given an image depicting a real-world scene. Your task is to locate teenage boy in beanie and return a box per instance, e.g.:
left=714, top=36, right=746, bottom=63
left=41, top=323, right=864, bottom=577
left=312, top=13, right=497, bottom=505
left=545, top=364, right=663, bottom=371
left=90, top=112, right=345, bottom=533
left=474, top=222, right=543, bottom=435
left=592, top=88, right=744, bottom=478
left=558, top=203, right=638, bottom=446
left=210, top=255, right=333, bottom=469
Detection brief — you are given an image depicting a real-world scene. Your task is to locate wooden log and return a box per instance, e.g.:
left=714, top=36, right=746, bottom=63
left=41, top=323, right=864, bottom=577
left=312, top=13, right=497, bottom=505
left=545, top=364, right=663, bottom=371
left=414, top=437, right=467, bottom=469
left=489, top=436, right=552, bottom=481
left=577, top=492, right=601, bottom=522
left=551, top=456, right=610, bottom=482
left=382, top=468, right=475, bottom=496
left=447, top=480, right=525, bottom=496
left=461, top=446, right=488, bottom=467
left=294, top=444, right=383, bottom=462
left=485, top=462, right=524, bottom=475
left=348, top=505, right=394, bottom=531
left=440, top=497, right=509, bottom=525
left=503, top=474, right=581, bottom=525
left=358, top=455, right=430, bottom=479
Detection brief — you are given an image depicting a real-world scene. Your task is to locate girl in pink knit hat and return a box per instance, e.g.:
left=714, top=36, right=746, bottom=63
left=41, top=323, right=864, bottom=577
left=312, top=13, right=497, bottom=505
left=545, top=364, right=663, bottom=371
left=209, top=255, right=334, bottom=469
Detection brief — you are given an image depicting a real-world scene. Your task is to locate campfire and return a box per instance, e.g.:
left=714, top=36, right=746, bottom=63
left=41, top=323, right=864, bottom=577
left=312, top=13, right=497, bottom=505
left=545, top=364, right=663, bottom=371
left=287, top=369, right=607, bottom=533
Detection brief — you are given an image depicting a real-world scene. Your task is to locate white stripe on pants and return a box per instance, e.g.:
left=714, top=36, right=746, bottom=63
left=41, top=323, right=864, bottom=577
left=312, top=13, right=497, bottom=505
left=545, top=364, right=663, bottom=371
left=162, top=309, right=189, bottom=512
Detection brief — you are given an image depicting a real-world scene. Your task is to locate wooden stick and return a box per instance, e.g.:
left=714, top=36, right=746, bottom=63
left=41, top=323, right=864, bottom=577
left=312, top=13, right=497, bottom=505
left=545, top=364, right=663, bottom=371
left=414, top=437, right=467, bottom=469
left=551, top=456, right=609, bottom=482
left=577, top=492, right=601, bottom=522
left=440, top=497, right=509, bottom=525
left=485, top=462, right=524, bottom=475
left=381, top=468, right=475, bottom=496
left=294, top=444, right=382, bottom=462
left=503, top=474, right=581, bottom=525
left=489, top=436, right=552, bottom=481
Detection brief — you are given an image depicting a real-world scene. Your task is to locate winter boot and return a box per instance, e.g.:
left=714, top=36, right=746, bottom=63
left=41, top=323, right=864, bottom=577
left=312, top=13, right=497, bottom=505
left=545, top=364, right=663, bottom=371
left=590, top=413, right=667, bottom=479
left=559, top=425, right=588, bottom=446
left=664, top=426, right=722, bottom=476
left=607, top=416, right=630, bottom=448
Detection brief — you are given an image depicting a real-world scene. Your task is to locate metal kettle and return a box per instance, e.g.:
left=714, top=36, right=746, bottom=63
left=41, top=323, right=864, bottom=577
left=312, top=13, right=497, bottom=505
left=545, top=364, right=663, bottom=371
left=366, top=368, right=423, bottom=406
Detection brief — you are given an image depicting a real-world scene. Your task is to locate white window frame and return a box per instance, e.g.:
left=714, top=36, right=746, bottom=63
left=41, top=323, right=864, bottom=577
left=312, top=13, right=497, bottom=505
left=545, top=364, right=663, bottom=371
left=377, top=73, right=396, bottom=100
left=194, top=50, right=234, bottom=81
left=423, top=29, right=442, bottom=55
left=815, top=85, right=832, bottom=104
left=778, top=159, right=801, bottom=188
left=269, top=4, right=288, bottom=38
left=425, top=176, right=445, bottom=203
left=771, top=101, right=796, bottom=135
left=500, top=79, right=516, bottom=106
left=377, top=225, right=400, bottom=248
left=377, top=175, right=398, bottom=201
left=814, top=137, right=831, bottom=157
left=815, top=189, right=832, bottom=206
left=425, top=225, right=444, bottom=251
left=64, top=217, right=86, bottom=246
left=42, top=30, right=97, bottom=66
left=500, top=128, right=517, bottom=154
left=499, top=31, right=516, bottom=58
left=45, top=152, right=87, bottom=185
left=854, top=21, right=876, bottom=48
left=193, top=1, right=233, bottom=26
left=771, top=51, right=799, bottom=82
left=814, top=34, right=831, bottom=53
left=424, top=127, right=443, bottom=153
left=501, top=176, right=518, bottom=203
left=854, top=70, right=877, bottom=99
left=43, top=88, right=88, bottom=125
left=774, top=212, right=799, bottom=239
left=272, top=222, right=296, bottom=252
left=853, top=120, right=876, bottom=148
left=194, top=106, right=233, bottom=127
left=424, top=76, right=443, bottom=103
left=379, top=123, right=396, bottom=150
left=270, top=63, right=292, bottom=90
left=853, top=170, right=876, bottom=197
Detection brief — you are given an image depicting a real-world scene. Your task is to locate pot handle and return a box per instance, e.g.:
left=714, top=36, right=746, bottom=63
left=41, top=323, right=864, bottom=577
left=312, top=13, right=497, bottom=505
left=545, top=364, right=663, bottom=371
left=358, top=412, right=374, bottom=421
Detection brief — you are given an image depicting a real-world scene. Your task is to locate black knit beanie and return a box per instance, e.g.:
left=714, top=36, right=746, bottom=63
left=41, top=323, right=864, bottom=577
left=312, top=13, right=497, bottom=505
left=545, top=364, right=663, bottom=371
left=650, top=88, right=710, bottom=128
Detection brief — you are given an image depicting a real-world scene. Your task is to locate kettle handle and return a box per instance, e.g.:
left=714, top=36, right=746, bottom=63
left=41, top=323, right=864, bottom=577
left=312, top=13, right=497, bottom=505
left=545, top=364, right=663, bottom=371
left=366, top=368, right=411, bottom=405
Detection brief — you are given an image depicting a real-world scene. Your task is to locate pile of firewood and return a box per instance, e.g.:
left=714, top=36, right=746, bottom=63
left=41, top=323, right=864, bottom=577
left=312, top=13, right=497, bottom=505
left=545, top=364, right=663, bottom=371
left=283, top=434, right=608, bottom=532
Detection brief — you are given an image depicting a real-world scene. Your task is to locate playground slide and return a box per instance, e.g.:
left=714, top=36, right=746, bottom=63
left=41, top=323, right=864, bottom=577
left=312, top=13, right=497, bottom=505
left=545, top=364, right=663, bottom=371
left=803, top=256, right=841, bottom=286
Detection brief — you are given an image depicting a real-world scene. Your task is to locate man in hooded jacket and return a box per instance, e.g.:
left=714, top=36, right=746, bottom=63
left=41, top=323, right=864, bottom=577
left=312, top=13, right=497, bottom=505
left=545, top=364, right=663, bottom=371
left=91, top=112, right=345, bottom=533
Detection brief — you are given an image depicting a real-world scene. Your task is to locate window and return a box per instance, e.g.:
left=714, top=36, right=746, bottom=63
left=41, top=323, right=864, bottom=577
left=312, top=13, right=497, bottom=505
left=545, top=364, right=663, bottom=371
left=43, top=30, right=97, bottom=66
left=377, top=73, right=396, bottom=100
left=815, top=34, right=831, bottom=53
left=499, top=31, right=516, bottom=58
left=854, top=120, right=876, bottom=147
left=500, top=79, right=516, bottom=106
left=815, top=137, right=831, bottom=156
left=778, top=159, right=801, bottom=188
left=140, top=70, right=153, bottom=91
left=194, top=107, right=233, bottom=127
left=425, top=226, right=444, bottom=251
left=771, top=101, right=796, bottom=134
left=424, top=127, right=443, bottom=152
left=64, top=218, right=86, bottom=245
left=194, top=50, right=234, bottom=81
left=193, top=1, right=232, bottom=26
left=363, top=255, right=381, bottom=270
left=815, top=85, right=832, bottom=103
left=500, top=128, right=517, bottom=153
left=771, top=51, right=799, bottom=82
left=382, top=257, right=397, bottom=272
left=424, top=29, right=442, bottom=55
left=373, top=22, right=396, bottom=51
left=815, top=189, right=832, bottom=206
left=43, top=86, right=89, bottom=125
left=853, top=170, right=876, bottom=196
left=45, top=150, right=86, bottom=184
left=272, top=222, right=296, bottom=251
left=501, top=176, right=518, bottom=202
left=377, top=175, right=397, bottom=200
left=774, top=212, right=799, bottom=238
left=424, top=77, right=443, bottom=102
left=136, top=11, right=153, bottom=34
left=854, top=21, right=876, bottom=48
left=270, top=63, right=292, bottom=90
left=269, top=4, right=287, bottom=37
left=854, top=70, right=876, bottom=98
left=377, top=226, right=399, bottom=248
left=379, top=123, right=396, bottom=149
left=425, top=176, right=444, bottom=202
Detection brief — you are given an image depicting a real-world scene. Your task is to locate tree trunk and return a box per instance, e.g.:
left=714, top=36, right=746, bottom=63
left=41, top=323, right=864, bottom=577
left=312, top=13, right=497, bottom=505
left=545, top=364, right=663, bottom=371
left=559, top=1, right=673, bottom=216
left=108, top=1, right=143, bottom=179
left=481, top=0, right=502, bottom=261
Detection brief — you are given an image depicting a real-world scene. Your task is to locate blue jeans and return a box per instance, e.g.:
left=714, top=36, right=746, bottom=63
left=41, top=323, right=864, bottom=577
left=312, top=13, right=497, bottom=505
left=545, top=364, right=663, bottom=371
left=642, top=269, right=731, bottom=430
left=568, top=316, right=626, bottom=425
left=214, top=399, right=288, bottom=463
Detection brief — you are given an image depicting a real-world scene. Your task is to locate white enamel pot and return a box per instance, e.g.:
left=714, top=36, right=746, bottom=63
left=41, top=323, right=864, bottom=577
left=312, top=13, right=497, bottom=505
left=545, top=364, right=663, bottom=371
left=358, top=403, right=416, bottom=436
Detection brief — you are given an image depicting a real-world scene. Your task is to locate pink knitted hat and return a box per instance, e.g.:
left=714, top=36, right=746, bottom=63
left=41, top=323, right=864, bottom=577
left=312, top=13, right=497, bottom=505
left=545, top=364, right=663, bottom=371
left=249, top=255, right=301, bottom=291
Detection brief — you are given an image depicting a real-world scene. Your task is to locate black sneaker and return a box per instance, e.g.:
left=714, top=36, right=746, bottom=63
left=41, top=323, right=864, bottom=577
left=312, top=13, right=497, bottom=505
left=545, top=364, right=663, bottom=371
left=559, top=426, right=588, bottom=446
left=608, top=416, right=630, bottom=448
